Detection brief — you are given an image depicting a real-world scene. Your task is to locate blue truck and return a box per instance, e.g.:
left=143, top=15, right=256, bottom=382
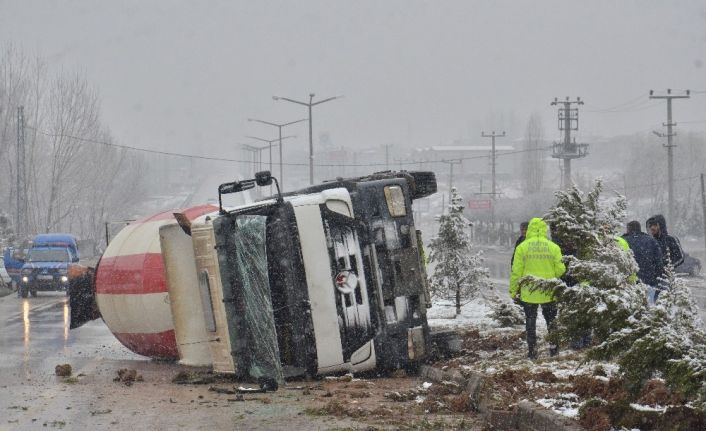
left=18, top=234, right=79, bottom=298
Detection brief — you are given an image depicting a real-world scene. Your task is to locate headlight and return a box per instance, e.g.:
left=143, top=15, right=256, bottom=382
left=21, top=276, right=29, bottom=283
left=60, top=276, right=69, bottom=283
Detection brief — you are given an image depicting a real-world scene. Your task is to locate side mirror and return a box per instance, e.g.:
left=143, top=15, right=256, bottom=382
left=72, top=256, right=80, bottom=263
left=218, top=180, right=255, bottom=214
left=255, top=171, right=273, bottom=186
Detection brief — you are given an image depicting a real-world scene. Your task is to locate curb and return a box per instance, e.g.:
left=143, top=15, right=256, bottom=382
left=419, top=365, right=582, bottom=431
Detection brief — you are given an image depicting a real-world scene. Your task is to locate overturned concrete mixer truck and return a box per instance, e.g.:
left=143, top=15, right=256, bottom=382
left=73, top=170, right=437, bottom=387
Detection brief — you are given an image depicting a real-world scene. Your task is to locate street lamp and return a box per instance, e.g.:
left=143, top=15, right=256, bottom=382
left=272, top=93, right=342, bottom=185
left=246, top=135, right=295, bottom=193
left=241, top=143, right=268, bottom=176
left=247, top=118, right=307, bottom=191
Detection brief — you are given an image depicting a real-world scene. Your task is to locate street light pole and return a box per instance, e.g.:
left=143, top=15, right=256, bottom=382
left=248, top=118, right=307, bottom=191
left=273, top=93, right=342, bottom=185
left=246, top=135, right=295, bottom=193
left=242, top=143, right=267, bottom=176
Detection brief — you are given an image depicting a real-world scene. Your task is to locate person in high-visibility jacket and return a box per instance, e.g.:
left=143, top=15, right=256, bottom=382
left=510, top=217, right=566, bottom=359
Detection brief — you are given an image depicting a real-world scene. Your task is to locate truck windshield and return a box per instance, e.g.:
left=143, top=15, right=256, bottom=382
left=28, top=249, right=69, bottom=262
left=229, top=214, right=283, bottom=384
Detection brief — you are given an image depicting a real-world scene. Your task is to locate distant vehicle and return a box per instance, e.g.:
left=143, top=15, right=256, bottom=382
left=0, top=258, right=11, bottom=288
left=675, top=252, right=701, bottom=276
left=19, top=234, right=79, bottom=298
left=3, top=246, right=27, bottom=287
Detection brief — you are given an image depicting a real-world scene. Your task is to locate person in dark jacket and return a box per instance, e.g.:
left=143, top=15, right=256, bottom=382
left=646, top=214, right=683, bottom=302
left=510, top=221, right=529, bottom=267
left=646, top=215, right=684, bottom=268
left=623, top=221, right=663, bottom=304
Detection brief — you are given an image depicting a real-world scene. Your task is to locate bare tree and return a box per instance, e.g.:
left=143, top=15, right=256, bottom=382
left=0, top=44, right=154, bottom=246
left=42, top=73, right=101, bottom=232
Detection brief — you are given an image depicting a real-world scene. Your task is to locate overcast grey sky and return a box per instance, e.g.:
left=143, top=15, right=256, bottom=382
left=1, top=0, right=705, bottom=157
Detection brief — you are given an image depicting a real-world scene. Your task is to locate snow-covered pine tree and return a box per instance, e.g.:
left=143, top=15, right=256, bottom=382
left=489, top=301, right=525, bottom=327
left=428, top=188, right=492, bottom=315
left=0, top=212, right=15, bottom=248
left=591, top=265, right=706, bottom=403
left=530, top=180, right=644, bottom=345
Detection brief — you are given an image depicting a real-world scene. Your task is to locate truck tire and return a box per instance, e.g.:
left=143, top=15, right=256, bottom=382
left=408, top=171, right=437, bottom=200
left=19, top=286, right=28, bottom=298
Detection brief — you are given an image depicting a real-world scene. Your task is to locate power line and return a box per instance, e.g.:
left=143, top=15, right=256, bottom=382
left=583, top=93, right=649, bottom=112
left=25, top=123, right=551, bottom=168
left=608, top=174, right=700, bottom=192
left=584, top=101, right=662, bottom=113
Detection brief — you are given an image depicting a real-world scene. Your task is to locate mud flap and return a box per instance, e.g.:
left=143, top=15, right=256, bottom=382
left=407, top=326, right=426, bottom=361
left=69, top=267, right=100, bottom=329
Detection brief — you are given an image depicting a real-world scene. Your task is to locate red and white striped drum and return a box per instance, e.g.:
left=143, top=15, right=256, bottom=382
left=95, top=205, right=218, bottom=359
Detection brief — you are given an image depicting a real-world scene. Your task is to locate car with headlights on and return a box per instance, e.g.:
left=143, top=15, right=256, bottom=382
left=19, top=234, right=78, bottom=298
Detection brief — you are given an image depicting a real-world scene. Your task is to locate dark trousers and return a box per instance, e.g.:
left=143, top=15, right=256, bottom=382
left=522, top=302, right=557, bottom=351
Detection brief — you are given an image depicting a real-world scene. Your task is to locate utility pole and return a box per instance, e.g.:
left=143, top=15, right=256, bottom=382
left=550, top=97, right=588, bottom=189
left=700, top=173, right=706, bottom=255
left=393, top=157, right=408, bottom=171
left=440, top=159, right=462, bottom=207
left=481, top=130, right=505, bottom=199
left=650, top=89, right=690, bottom=224
left=248, top=118, right=306, bottom=191
left=15, top=106, right=25, bottom=239
left=273, top=93, right=342, bottom=185
left=383, top=144, right=392, bottom=170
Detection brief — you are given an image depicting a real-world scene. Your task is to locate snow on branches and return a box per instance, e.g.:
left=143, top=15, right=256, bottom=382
left=428, top=188, right=492, bottom=315
left=543, top=180, right=706, bottom=406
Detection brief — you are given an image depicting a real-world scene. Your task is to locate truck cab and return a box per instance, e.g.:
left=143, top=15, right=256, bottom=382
left=19, top=234, right=78, bottom=297
left=192, top=171, right=435, bottom=385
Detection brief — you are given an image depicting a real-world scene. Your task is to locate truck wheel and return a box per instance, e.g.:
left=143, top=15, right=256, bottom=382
left=19, top=286, right=28, bottom=298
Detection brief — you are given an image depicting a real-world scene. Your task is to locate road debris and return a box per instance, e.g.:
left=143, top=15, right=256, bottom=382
left=54, top=364, right=72, bottom=377
left=113, top=368, right=143, bottom=386
left=208, top=386, right=236, bottom=395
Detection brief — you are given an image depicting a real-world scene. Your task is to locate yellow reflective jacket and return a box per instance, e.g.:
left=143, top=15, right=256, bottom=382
left=509, top=218, right=566, bottom=304
left=614, top=235, right=638, bottom=284
left=615, top=236, right=629, bottom=252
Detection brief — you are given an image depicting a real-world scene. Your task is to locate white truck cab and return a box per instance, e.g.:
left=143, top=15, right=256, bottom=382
left=192, top=171, right=436, bottom=387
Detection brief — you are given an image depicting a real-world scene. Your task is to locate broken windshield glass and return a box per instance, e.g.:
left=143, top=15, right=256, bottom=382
left=232, top=215, right=284, bottom=386
left=213, top=212, right=284, bottom=387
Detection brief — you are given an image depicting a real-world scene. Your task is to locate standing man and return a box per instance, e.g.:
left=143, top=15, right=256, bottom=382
left=510, top=218, right=566, bottom=359
left=623, top=221, right=663, bottom=304
left=646, top=214, right=684, bottom=268
left=646, top=214, right=683, bottom=301
left=510, top=221, right=529, bottom=267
